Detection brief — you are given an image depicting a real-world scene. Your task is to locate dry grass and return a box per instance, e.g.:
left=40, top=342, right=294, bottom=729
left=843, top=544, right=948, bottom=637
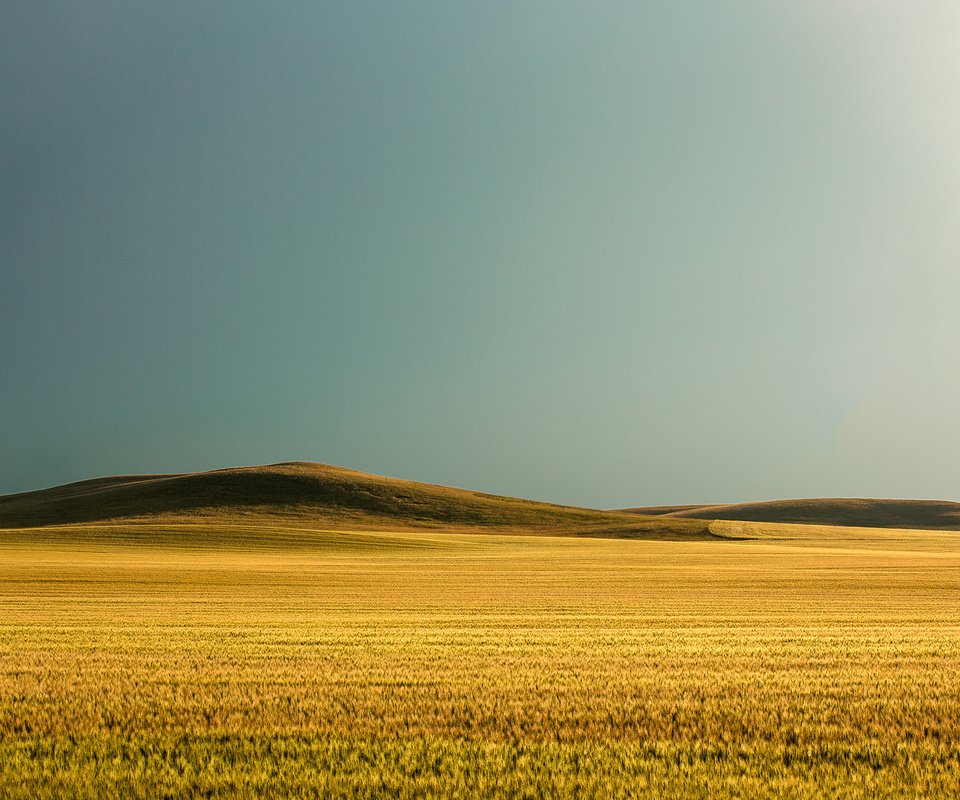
left=625, top=497, right=960, bottom=530
left=1, top=524, right=959, bottom=797
left=0, top=462, right=710, bottom=540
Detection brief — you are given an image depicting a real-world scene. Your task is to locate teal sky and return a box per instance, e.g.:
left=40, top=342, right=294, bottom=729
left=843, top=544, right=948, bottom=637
left=3, top=2, right=959, bottom=506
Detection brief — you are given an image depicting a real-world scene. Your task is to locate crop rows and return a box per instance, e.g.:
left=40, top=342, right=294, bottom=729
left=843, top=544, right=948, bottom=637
left=1, top=531, right=958, bottom=797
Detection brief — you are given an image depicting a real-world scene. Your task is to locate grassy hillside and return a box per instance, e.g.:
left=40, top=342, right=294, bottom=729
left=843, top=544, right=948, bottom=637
left=3, top=466, right=959, bottom=796
left=0, top=462, right=708, bottom=539
left=622, top=497, right=960, bottom=530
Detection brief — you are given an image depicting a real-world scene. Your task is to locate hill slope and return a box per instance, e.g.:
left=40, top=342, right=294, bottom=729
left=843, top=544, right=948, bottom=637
left=621, top=498, right=960, bottom=530
left=0, top=462, right=708, bottom=539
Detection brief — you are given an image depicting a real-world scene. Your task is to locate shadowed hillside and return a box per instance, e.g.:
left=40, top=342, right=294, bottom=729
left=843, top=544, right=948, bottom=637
left=621, top=498, right=960, bottom=530
left=0, top=462, right=708, bottom=539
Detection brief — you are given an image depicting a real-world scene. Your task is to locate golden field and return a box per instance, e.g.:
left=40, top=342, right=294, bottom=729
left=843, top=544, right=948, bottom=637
left=1, top=523, right=959, bottom=798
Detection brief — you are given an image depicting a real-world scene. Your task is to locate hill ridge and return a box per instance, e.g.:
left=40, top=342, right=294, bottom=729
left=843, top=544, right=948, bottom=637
left=0, top=461, right=706, bottom=539
left=621, top=497, right=960, bottom=531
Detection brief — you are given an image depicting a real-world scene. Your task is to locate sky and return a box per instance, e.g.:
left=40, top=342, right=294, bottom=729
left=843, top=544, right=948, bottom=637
left=3, top=1, right=959, bottom=507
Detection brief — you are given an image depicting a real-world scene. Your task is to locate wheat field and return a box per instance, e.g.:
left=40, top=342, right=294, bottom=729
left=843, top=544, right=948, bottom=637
left=1, top=525, right=959, bottom=798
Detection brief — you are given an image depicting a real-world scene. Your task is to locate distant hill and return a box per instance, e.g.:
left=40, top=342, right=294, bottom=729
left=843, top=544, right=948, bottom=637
left=621, top=498, right=960, bottom=530
left=0, top=461, right=708, bottom=539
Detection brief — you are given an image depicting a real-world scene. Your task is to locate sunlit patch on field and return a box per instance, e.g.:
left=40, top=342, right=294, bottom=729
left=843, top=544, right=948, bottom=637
left=1, top=526, right=959, bottom=798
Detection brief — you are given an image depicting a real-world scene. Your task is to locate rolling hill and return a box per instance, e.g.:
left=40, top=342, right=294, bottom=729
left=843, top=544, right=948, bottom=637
left=6, top=462, right=958, bottom=542
left=621, top=497, right=960, bottom=530
left=0, top=461, right=708, bottom=539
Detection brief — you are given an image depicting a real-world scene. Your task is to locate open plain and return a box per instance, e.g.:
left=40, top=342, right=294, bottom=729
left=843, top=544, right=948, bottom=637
left=2, top=483, right=959, bottom=798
